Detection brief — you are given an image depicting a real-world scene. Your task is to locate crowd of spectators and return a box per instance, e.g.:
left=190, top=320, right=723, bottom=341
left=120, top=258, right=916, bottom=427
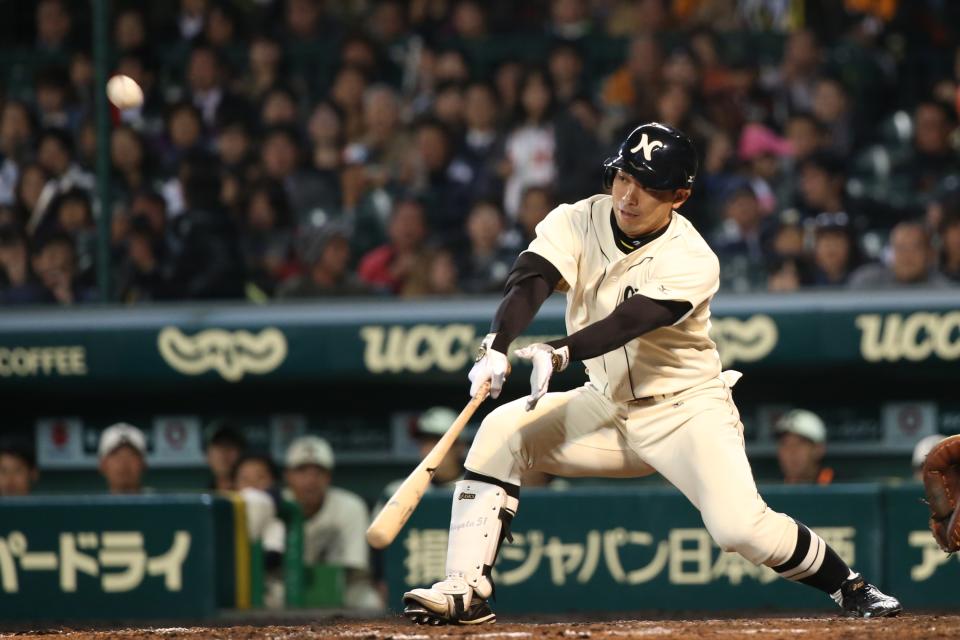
left=0, top=0, right=958, bottom=305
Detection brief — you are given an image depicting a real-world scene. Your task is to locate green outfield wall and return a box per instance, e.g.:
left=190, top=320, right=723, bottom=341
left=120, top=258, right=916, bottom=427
left=384, top=483, right=955, bottom=614
left=0, top=495, right=238, bottom=621
left=0, top=485, right=947, bottom=622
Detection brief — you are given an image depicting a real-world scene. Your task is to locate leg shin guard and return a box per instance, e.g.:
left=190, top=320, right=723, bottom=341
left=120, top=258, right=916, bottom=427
left=445, top=479, right=519, bottom=598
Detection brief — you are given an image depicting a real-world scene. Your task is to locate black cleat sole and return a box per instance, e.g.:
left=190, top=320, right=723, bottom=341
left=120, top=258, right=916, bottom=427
left=402, top=597, right=496, bottom=626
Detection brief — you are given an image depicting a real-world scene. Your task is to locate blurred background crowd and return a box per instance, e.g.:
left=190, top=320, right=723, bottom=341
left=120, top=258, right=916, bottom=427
left=0, top=0, right=959, bottom=306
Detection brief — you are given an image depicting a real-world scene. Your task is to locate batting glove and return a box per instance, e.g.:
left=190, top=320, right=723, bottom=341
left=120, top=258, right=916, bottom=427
left=469, top=333, right=509, bottom=399
left=514, top=343, right=569, bottom=411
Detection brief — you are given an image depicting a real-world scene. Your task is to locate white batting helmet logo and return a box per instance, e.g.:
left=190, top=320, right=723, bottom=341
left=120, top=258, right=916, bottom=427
left=629, top=133, right=665, bottom=161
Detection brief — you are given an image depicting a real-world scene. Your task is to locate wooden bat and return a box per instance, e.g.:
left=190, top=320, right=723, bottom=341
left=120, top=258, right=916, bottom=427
left=366, top=381, right=491, bottom=549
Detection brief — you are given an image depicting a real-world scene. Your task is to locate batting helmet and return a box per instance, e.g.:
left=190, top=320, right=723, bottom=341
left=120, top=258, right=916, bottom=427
left=603, top=122, right=698, bottom=191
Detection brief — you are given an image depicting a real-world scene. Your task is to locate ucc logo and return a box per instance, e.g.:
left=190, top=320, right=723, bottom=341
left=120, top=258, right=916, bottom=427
left=360, top=324, right=564, bottom=374
left=157, top=326, right=288, bottom=382
left=856, top=312, right=960, bottom=361
left=710, top=315, right=778, bottom=366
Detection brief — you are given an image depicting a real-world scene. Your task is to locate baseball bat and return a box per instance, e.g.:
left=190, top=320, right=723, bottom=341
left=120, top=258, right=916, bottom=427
left=366, top=381, right=491, bottom=549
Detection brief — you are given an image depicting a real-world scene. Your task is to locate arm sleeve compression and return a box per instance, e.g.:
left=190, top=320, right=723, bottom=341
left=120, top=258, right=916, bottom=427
left=489, top=252, right=562, bottom=353
left=546, top=294, right=691, bottom=360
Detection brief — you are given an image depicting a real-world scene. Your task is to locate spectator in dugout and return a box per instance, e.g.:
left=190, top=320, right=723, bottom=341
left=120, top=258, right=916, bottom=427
left=234, top=453, right=280, bottom=493
left=205, top=421, right=246, bottom=491
left=283, top=436, right=382, bottom=609
left=97, top=422, right=149, bottom=495
left=775, top=409, right=834, bottom=485
left=0, top=444, right=39, bottom=496
left=233, top=452, right=287, bottom=609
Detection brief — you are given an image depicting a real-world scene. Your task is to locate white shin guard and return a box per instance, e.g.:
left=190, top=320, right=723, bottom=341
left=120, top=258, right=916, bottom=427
left=445, top=479, right=518, bottom=599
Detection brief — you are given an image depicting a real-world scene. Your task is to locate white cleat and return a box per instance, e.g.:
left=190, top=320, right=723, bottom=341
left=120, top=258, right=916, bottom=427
left=402, top=578, right=496, bottom=626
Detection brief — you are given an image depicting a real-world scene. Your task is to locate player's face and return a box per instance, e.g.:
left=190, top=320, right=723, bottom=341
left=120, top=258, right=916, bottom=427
left=285, top=464, right=332, bottom=516
left=99, top=445, right=145, bottom=494
left=0, top=453, right=35, bottom=496
left=776, top=433, right=824, bottom=484
left=611, top=170, right=690, bottom=237
left=207, top=442, right=242, bottom=481
left=235, top=460, right=276, bottom=492
left=207, top=443, right=241, bottom=478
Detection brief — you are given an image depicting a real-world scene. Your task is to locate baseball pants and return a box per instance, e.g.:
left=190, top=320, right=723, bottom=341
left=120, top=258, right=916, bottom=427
left=463, top=372, right=799, bottom=567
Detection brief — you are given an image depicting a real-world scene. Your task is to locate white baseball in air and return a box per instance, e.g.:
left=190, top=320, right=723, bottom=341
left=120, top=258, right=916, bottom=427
left=106, top=74, right=144, bottom=109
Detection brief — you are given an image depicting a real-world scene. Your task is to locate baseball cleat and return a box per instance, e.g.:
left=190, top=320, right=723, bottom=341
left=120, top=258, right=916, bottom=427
left=836, top=575, right=902, bottom=618
left=402, top=578, right=496, bottom=625
left=402, top=598, right=495, bottom=625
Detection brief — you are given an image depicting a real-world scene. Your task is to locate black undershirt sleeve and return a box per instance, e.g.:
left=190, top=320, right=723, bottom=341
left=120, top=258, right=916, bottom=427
left=489, top=252, right=563, bottom=353
left=547, top=295, right=692, bottom=361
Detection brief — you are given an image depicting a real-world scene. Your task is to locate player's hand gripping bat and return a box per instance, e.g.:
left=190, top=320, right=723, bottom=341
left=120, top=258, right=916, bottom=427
left=366, top=381, right=491, bottom=549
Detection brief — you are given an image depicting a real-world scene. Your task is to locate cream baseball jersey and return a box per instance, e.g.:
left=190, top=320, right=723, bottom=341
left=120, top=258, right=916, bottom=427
left=525, top=194, right=721, bottom=401
left=298, top=486, right=371, bottom=569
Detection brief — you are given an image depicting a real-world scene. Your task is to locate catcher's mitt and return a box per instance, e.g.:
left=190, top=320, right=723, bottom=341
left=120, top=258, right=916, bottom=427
left=922, top=434, right=960, bottom=552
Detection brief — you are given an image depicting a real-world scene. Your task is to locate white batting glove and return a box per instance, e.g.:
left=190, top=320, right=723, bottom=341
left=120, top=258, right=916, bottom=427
left=514, top=343, right=570, bottom=411
left=469, top=333, right=509, bottom=399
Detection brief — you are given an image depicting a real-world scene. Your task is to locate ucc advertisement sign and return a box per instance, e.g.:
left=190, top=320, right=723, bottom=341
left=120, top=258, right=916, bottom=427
left=0, top=293, right=957, bottom=390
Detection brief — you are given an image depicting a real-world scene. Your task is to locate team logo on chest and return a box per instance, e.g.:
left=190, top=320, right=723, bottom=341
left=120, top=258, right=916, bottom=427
left=630, top=133, right=665, bottom=161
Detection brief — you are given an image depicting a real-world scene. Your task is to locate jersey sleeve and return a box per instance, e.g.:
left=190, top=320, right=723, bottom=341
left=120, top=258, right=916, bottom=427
left=523, top=203, right=583, bottom=290
left=632, top=246, right=719, bottom=323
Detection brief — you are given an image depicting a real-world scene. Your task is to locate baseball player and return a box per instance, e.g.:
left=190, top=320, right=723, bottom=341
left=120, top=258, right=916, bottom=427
left=402, top=123, right=901, bottom=624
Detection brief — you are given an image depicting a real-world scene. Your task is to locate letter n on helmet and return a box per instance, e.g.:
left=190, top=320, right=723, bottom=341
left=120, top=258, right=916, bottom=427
left=603, top=122, right=699, bottom=191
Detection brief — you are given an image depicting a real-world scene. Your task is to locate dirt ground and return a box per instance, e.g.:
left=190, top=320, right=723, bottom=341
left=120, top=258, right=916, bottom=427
left=5, top=614, right=960, bottom=640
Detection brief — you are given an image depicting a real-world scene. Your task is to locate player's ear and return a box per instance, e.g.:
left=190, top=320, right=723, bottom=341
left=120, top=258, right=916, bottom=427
left=673, top=188, right=692, bottom=208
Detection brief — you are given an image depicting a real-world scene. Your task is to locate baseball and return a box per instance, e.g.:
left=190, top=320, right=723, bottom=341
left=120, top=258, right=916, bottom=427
left=106, top=74, right=144, bottom=110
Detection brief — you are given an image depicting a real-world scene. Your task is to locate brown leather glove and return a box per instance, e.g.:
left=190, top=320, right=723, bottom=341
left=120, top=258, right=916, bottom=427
left=922, top=434, right=960, bottom=552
